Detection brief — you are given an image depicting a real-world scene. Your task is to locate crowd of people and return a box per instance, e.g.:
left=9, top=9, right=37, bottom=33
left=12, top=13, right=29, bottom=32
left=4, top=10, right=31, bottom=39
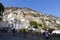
left=0, top=27, right=16, bottom=35
left=0, top=27, right=54, bottom=40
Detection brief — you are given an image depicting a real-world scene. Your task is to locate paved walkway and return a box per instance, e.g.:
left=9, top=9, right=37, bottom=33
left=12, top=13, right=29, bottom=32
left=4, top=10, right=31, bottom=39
left=0, top=32, right=60, bottom=40
left=0, top=33, right=25, bottom=40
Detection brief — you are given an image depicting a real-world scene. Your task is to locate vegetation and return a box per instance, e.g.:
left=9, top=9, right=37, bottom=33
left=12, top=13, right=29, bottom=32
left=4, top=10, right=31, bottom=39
left=0, top=3, right=4, bottom=21
left=42, top=25, right=48, bottom=30
left=29, top=20, right=52, bottom=30
left=33, top=13, right=41, bottom=17
left=17, top=28, right=29, bottom=33
left=38, top=23, right=43, bottom=27
left=56, top=24, right=60, bottom=30
left=29, top=20, right=39, bottom=28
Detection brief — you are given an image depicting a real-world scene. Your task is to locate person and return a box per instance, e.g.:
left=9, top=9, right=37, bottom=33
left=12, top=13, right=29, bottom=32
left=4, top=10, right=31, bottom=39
left=7, top=28, right=11, bottom=34
left=23, top=29, right=27, bottom=40
left=12, top=28, right=16, bottom=36
left=44, top=29, right=49, bottom=40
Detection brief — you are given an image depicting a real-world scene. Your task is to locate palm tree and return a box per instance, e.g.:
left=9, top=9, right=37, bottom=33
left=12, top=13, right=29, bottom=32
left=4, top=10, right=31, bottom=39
left=0, top=3, right=4, bottom=20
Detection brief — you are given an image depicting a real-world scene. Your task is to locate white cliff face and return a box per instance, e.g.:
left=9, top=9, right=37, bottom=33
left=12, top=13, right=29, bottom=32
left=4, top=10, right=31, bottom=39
left=56, top=21, right=60, bottom=24
left=8, top=13, right=13, bottom=18
left=45, top=21, right=50, bottom=25
left=1, top=7, right=60, bottom=29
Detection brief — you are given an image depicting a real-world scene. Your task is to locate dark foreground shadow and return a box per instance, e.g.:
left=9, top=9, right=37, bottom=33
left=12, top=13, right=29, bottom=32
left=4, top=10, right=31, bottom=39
left=0, top=31, right=60, bottom=40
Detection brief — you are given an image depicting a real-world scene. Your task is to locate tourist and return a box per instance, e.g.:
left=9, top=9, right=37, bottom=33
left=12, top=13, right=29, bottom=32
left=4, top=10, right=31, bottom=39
left=12, top=28, right=16, bottom=36
left=23, top=29, right=27, bottom=40
left=7, top=28, right=11, bottom=34
left=44, top=29, right=49, bottom=40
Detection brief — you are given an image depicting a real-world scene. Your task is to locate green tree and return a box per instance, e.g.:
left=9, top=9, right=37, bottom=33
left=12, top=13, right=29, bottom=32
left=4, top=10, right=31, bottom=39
left=42, top=25, right=48, bottom=30
left=29, top=20, right=38, bottom=28
left=0, top=3, right=4, bottom=21
left=38, top=23, right=43, bottom=27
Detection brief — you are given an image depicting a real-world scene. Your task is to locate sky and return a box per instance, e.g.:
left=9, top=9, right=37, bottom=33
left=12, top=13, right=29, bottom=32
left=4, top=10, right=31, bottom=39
left=0, top=0, right=60, bottom=17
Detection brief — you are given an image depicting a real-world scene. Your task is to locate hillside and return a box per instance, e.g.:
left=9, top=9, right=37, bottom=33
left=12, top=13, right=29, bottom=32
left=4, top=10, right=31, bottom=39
left=2, top=7, right=60, bottom=30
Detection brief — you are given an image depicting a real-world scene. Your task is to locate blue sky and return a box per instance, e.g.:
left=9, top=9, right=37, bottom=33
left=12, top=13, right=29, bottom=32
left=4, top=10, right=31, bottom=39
left=0, top=0, right=60, bottom=17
